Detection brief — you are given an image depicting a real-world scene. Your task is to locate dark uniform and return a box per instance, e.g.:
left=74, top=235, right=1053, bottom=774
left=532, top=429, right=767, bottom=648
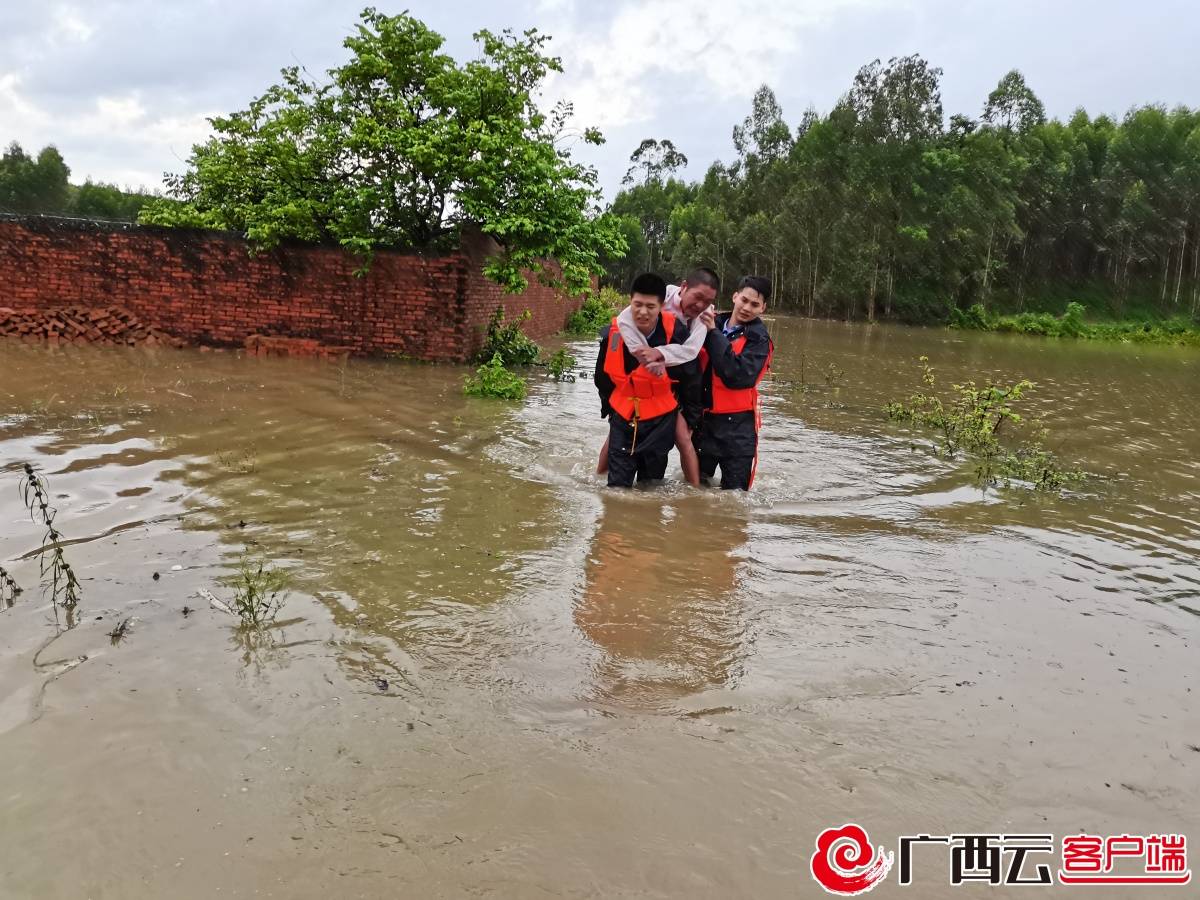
left=594, top=313, right=702, bottom=487
left=696, top=313, right=773, bottom=491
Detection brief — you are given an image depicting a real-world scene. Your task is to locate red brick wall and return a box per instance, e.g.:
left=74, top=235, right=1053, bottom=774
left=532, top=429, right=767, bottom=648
left=0, top=216, right=582, bottom=362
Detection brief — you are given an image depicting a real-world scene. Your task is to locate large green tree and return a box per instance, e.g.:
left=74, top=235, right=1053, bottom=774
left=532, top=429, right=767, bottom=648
left=140, top=8, right=623, bottom=294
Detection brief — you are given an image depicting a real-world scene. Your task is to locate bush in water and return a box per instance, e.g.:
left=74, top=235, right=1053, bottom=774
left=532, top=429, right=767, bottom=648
left=886, top=357, right=1086, bottom=492
left=543, top=348, right=577, bottom=382
left=228, top=553, right=289, bottom=628
left=464, top=352, right=528, bottom=401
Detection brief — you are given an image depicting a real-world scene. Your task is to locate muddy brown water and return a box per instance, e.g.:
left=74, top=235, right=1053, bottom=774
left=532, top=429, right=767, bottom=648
left=0, top=318, right=1196, bottom=899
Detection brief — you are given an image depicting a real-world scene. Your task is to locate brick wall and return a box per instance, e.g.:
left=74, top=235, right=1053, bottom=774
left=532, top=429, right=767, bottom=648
left=0, top=216, right=582, bottom=362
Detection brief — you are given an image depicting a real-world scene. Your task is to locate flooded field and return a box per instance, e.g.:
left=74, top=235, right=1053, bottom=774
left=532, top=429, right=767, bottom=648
left=1, top=317, right=1197, bottom=898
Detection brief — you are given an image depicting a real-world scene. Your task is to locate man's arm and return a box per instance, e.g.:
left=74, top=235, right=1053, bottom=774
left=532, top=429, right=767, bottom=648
left=615, top=306, right=648, bottom=352
left=703, top=327, right=771, bottom=388
left=656, top=313, right=711, bottom=366
left=593, top=328, right=616, bottom=418
left=633, top=305, right=714, bottom=367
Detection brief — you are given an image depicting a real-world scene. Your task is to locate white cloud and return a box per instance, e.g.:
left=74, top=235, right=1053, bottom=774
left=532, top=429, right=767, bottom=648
left=93, top=94, right=147, bottom=128
left=53, top=6, right=96, bottom=43
left=0, top=72, right=50, bottom=132
left=542, top=0, right=902, bottom=131
left=0, top=76, right=213, bottom=188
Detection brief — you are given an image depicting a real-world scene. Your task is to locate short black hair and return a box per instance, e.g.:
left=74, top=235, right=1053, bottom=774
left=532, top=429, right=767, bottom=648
left=737, top=275, right=772, bottom=303
left=630, top=272, right=667, bottom=302
left=684, top=267, right=720, bottom=292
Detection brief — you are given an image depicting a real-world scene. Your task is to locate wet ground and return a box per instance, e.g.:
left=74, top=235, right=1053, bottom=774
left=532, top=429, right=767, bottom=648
left=0, top=318, right=1197, bottom=898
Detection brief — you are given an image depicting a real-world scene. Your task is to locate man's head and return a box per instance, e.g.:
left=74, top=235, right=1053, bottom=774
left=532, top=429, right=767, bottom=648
left=629, top=272, right=667, bottom=335
left=730, top=275, right=771, bottom=325
left=677, top=267, right=719, bottom=320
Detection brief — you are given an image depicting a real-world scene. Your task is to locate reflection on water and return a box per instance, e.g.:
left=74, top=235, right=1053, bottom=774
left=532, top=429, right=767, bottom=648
left=0, top=321, right=1197, bottom=898
left=577, top=494, right=746, bottom=709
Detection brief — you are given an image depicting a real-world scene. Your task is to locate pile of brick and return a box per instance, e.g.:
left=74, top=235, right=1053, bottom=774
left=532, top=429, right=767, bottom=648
left=243, top=334, right=353, bottom=359
left=0, top=305, right=184, bottom=347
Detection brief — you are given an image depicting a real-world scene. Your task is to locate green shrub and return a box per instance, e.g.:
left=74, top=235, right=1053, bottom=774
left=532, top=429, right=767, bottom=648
left=886, top=356, right=1085, bottom=492
left=950, top=302, right=990, bottom=331
left=478, top=307, right=540, bottom=366
left=565, top=286, right=623, bottom=335
left=949, top=298, right=1200, bottom=346
left=1060, top=301, right=1087, bottom=337
left=464, top=352, right=527, bottom=400
left=543, top=348, right=577, bottom=382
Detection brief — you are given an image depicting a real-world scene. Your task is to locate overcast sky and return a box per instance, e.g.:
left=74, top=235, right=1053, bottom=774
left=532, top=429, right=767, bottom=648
left=1, top=0, right=1196, bottom=202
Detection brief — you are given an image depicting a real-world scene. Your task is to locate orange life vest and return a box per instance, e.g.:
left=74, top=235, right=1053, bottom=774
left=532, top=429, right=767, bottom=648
left=701, top=332, right=773, bottom=415
left=603, top=312, right=680, bottom=422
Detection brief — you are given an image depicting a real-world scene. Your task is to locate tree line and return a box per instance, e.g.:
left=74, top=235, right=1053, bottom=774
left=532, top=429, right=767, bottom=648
left=0, top=141, right=155, bottom=221
left=6, top=30, right=1199, bottom=323
left=604, top=59, right=1200, bottom=323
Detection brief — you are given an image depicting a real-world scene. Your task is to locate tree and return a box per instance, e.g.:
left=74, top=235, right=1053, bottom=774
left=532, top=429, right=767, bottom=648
left=72, top=180, right=154, bottom=221
left=983, top=70, right=1046, bottom=134
left=139, top=8, right=623, bottom=294
left=609, top=176, right=694, bottom=274
left=0, top=142, right=71, bottom=213
left=733, top=85, right=792, bottom=164
left=845, top=55, right=944, bottom=144
left=622, top=138, right=688, bottom=186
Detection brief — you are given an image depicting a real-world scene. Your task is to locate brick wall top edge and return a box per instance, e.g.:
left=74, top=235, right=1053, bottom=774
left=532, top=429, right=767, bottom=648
left=0, top=214, right=463, bottom=263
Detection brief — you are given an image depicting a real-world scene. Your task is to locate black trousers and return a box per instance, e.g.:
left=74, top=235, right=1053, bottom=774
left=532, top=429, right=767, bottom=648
left=697, top=451, right=755, bottom=491
left=606, top=411, right=675, bottom=488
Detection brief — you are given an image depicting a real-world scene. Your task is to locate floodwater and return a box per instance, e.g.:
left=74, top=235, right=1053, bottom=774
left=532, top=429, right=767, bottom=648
left=0, top=318, right=1196, bottom=899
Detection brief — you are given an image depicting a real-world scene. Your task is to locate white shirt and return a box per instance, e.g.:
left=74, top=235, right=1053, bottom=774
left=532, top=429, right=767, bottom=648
left=615, top=284, right=710, bottom=367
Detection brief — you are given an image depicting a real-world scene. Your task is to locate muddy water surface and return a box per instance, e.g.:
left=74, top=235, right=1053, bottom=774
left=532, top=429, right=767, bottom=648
left=0, top=319, right=1197, bottom=899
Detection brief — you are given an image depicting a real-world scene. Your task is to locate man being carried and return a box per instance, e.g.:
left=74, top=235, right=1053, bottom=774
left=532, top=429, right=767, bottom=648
left=695, top=275, right=774, bottom=491
left=594, top=273, right=702, bottom=488
left=596, top=267, right=719, bottom=485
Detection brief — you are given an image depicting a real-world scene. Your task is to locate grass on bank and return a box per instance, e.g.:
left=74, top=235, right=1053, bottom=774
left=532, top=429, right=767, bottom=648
left=949, top=285, right=1200, bottom=346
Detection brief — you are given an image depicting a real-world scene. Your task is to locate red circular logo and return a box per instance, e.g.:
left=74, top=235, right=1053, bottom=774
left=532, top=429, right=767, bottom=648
left=810, top=824, right=895, bottom=896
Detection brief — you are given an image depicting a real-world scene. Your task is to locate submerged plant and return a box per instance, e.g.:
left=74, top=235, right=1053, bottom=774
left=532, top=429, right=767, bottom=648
left=19, top=463, right=82, bottom=619
left=821, top=360, right=845, bottom=408
left=0, top=565, right=21, bottom=609
left=478, top=307, right=540, bottom=366
left=107, top=617, right=133, bottom=644
left=886, top=357, right=1085, bottom=491
left=792, top=352, right=845, bottom=407
left=216, top=445, right=258, bottom=474
left=543, top=347, right=577, bottom=382
left=227, top=553, right=289, bottom=628
left=464, top=352, right=528, bottom=400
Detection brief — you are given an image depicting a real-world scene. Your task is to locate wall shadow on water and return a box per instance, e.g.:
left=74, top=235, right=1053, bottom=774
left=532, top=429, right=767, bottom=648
left=575, top=493, right=749, bottom=713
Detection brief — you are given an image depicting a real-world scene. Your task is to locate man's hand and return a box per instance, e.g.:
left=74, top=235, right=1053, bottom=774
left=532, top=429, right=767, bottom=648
left=645, top=361, right=667, bottom=377
left=632, top=346, right=665, bottom=366
left=699, top=305, right=717, bottom=331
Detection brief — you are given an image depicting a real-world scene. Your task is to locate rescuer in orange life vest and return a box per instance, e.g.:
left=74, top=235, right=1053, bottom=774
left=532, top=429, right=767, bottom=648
left=694, top=275, right=775, bottom=491
left=594, top=273, right=702, bottom=488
